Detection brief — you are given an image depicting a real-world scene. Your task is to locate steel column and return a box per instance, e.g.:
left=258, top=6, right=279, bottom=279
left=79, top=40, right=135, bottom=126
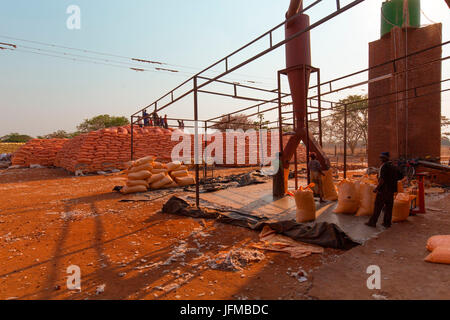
left=305, top=67, right=311, bottom=185
left=130, top=116, right=134, bottom=161
left=193, top=77, right=200, bottom=208
left=204, top=121, right=208, bottom=178
left=343, top=104, right=348, bottom=179
left=317, top=70, right=323, bottom=147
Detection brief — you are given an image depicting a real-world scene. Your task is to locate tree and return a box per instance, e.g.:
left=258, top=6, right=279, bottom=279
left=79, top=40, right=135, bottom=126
left=252, top=113, right=270, bottom=130
left=1, top=133, right=34, bottom=143
left=38, top=130, right=72, bottom=139
left=77, top=114, right=129, bottom=133
left=442, top=115, right=450, bottom=139
left=38, top=130, right=82, bottom=139
left=442, top=136, right=450, bottom=147
left=329, top=94, right=368, bottom=155
left=211, top=113, right=255, bottom=131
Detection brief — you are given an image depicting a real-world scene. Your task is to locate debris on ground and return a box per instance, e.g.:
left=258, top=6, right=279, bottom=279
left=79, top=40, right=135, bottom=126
left=183, top=171, right=269, bottom=194
left=162, top=196, right=359, bottom=249
left=119, top=189, right=179, bottom=202
left=153, top=272, right=194, bottom=294
left=288, top=268, right=308, bottom=283
left=372, top=293, right=388, bottom=300
left=207, top=249, right=265, bottom=272
left=252, top=226, right=324, bottom=258
left=425, top=187, right=446, bottom=195
left=162, top=240, right=201, bottom=266
left=95, top=284, right=106, bottom=295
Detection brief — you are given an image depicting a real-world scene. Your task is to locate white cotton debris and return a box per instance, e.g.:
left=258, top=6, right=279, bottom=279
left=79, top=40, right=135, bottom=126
left=372, top=294, right=388, bottom=300
left=162, top=241, right=200, bottom=266
left=153, top=273, right=194, bottom=293
left=207, top=249, right=265, bottom=272
left=95, top=284, right=106, bottom=295
left=30, top=164, right=46, bottom=169
left=289, top=268, right=309, bottom=283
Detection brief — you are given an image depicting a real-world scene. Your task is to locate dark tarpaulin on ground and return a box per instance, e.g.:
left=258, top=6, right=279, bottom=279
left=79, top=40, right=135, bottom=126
left=183, top=171, right=269, bottom=193
left=162, top=196, right=359, bottom=250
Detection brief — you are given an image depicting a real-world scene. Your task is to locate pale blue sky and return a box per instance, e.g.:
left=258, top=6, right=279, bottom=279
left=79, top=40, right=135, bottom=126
left=0, top=0, right=449, bottom=136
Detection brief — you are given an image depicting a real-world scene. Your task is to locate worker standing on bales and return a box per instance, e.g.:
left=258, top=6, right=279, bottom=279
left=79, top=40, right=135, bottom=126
left=309, top=152, right=325, bottom=202
left=164, top=115, right=169, bottom=129
left=366, top=152, right=399, bottom=229
left=143, top=109, right=149, bottom=127
left=153, top=112, right=159, bottom=126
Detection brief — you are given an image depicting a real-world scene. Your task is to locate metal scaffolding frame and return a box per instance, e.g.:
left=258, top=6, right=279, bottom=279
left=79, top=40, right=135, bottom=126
left=129, top=0, right=447, bottom=207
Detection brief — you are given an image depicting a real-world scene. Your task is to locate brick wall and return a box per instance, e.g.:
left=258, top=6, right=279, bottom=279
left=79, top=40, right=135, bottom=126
left=368, top=24, right=442, bottom=166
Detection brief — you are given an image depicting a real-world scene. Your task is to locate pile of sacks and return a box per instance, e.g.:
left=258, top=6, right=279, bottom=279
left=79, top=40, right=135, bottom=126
left=121, top=156, right=196, bottom=194
left=333, top=177, right=377, bottom=216
left=333, top=176, right=415, bottom=222
left=425, top=235, right=450, bottom=265
left=54, top=126, right=178, bottom=173
left=11, top=139, right=69, bottom=167
left=55, top=128, right=133, bottom=173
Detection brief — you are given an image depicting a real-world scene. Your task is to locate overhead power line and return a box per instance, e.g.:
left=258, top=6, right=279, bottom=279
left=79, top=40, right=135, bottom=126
left=0, top=34, right=276, bottom=85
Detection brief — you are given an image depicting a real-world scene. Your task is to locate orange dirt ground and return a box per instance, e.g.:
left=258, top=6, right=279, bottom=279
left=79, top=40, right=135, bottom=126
left=0, top=167, right=343, bottom=300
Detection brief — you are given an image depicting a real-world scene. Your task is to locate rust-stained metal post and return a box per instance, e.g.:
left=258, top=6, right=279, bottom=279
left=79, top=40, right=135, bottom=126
left=273, top=71, right=285, bottom=197
left=317, top=69, right=323, bottom=147
left=344, top=104, right=348, bottom=179
left=305, top=67, right=311, bottom=185
left=204, top=120, right=208, bottom=179
left=293, top=103, right=298, bottom=190
left=194, top=76, right=200, bottom=208
left=130, top=116, right=134, bottom=161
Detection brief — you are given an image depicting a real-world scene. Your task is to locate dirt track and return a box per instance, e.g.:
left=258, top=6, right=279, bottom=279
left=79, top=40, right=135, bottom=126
left=1, top=167, right=448, bottom=300
left=0, top=167, right=342, bottom=300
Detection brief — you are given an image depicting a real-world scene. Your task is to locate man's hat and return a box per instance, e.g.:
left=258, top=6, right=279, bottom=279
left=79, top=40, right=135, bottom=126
left=380, top=152, right=390, bottom=159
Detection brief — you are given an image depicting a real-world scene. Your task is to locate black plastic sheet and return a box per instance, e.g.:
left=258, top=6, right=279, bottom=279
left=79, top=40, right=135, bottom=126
left=162, top=196, right=359, bottom=250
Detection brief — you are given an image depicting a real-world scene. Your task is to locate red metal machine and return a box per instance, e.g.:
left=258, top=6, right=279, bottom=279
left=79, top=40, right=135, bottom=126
left=411, top=172, right=427, bottom=214
left=277, top=1, right=330, bottom=194
left=273, top=0, right=330, bottom=197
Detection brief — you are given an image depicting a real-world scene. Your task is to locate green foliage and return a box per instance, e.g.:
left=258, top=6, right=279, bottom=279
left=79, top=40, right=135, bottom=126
left=252, top=114, right=270, bottom=130
left=38, top=130, right=72, bottom=139
left=442, top=116, right=450, bottom=139
left=0, top=133, right=34, bottom=143
left=442, top=136, right=450, bottom=146
left=37, top=130, right=82, bottom=139
left=77, top=114, right=129, bottom=133
left=326, top=94, right=368, bottom=154
left=211, top=113, right=256, bottom=131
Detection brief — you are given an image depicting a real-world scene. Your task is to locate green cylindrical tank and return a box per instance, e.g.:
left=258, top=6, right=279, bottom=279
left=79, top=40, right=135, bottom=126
left=381, top=0, right=421, bottom=38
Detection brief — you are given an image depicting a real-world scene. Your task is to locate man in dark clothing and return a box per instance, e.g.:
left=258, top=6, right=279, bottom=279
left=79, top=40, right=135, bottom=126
left=153, top=112, right=159, bottom=126
left=366, top=152, right=398, bottom=228
left=308, top=152, right=325, bottom=202
left=143, top=110, right=149, bottom=127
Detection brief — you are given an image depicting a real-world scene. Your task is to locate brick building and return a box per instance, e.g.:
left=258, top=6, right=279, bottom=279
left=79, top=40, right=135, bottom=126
left=368, top=24, right=442, bottom=166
